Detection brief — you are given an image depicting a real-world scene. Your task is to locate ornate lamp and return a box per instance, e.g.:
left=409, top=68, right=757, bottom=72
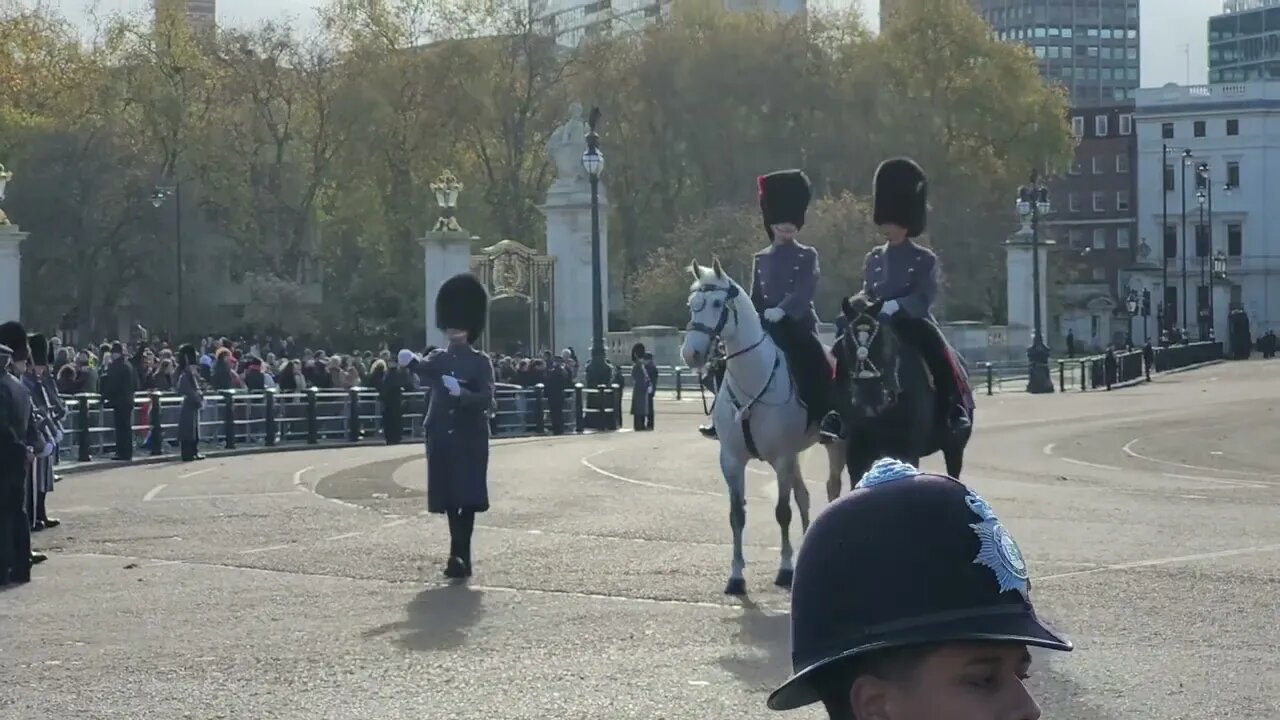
left=430, top=170, right=464, bottom=232
left=0, top=163, right=12, bottom=225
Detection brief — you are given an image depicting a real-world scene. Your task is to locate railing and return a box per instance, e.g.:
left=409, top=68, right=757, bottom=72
left=56, top=383, right=626, bottom=465
left=1055, top=341, right=1223, bottom=393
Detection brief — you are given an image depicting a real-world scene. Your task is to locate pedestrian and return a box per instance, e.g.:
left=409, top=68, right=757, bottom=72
left=629, top=342, right=650, bottom=431
left=767, top=458, right=1072, bottom=718
left=176, top=344, right=205, bottom=462
left=421, top=274, right=494, bottom=580
left=0, top=323, right=51, bottom=584
left=101, top=342, right=138, bottom=461
left=643, top=352, right=657, bottom=430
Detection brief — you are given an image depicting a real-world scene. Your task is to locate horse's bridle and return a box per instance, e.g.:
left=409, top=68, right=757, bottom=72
left=842, top=311, right=887, bottom=380
left=686, top=283, right=765, bottom=361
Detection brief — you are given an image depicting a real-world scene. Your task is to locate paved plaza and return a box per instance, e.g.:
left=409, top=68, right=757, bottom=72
left=3, top=361, right=1280, bottom=718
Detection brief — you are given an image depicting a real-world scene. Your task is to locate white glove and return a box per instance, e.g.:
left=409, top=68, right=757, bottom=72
left=54, top=428, right=64, bottom=444
left=880, top=299, right=901, bottom=317
left=38, top=442, right=55, bottom=459
left=441, top=375, right=461, bottom=397
left=763, top=307, right=786, bottom=323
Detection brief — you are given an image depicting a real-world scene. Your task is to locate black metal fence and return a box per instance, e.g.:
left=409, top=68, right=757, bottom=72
left=1062, top=341, right=1223, bottom=392
left=57, top=383, right=625, bottom=464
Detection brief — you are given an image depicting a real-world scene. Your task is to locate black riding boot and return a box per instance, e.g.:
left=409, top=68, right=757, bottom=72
left=699, top=424, right=718, bottom=439
left=444, top=510, right=474, bottom=579
left=35, top=492, right=59, bottom=529
left=818, top=411, right=843, bottom=443
left=949, top=402, right=972, bottom=433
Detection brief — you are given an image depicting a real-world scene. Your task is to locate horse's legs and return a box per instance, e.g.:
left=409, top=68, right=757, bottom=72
left=770, top=454, right=806, bottom=589
left=845, top=443, right=876, bottom=490
left=794, top=456, right=812, bottom=534
left=720, top=449, right=748, bottom=596
left=825, top=440, right=845, bottom=502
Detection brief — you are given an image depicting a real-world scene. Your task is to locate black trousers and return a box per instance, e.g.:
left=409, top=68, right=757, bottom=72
left=446, top=509, right=475, bottom=562
left=180, top=436, right=199, bottom=461
left=0, top=480, right=31, bottom=577
left=765, top=317, right=832, bottom=427
left=891, top=318, right=963, bottom=405
left=112, top=405, right=134, bottom=460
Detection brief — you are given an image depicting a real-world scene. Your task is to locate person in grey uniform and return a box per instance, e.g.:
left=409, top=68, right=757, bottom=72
left=841, top=157, right=972, bottom=435
left=699, top=169, right=842, bottom=442
left=422, top=273, right=495, bottom=580
left=23, top=333, right=61, bottom=531
left=176, top=344, right=205, bottom=462
left=0, top=324, right=50, bottom=584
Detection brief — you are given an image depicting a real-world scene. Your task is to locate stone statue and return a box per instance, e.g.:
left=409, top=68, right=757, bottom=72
left=547, top=102, right=588, bottom=185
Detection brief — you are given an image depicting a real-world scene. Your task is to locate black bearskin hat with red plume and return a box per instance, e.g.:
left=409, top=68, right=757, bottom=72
left=435, top=273, right=489, bottom=344
left=873, top=157, right=928, bottom=238
left=758, top=169, right=812, bottom=236
left=0, top=321, right=29, bottom=362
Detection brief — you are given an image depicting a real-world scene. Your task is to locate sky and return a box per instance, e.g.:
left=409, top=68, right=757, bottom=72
left=50, top=0, right=1221, bottom=87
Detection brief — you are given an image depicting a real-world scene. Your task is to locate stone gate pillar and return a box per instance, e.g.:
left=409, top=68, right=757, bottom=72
left=0, top=222, right=27, bottom=323
left=1004, top=220, right=1053, bottom=350
left=421, top=171, right=476, bottom=348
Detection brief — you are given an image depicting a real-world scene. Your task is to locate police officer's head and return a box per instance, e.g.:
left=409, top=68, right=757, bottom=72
left=769, top=459, right=1070, bottom=720
left=873, top=158, right=928, bottom=241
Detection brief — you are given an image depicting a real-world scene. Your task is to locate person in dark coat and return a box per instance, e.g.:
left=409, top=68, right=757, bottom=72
left=176, top=344, right=205, bottom=462
left=629, top=342, right=651, bottom=431
left=846, top=157, right=972, bottom=437
left=101, top=342, right=139, bottom=461
left=23, top=333, right=61, bottom=531
left=421, top=273, right=495, bottom=580
left=0, top=325, right=50, bottom=584
left=544, top=356, right=570, bottom=435
left=380, top=350, right=419, bottom=445
left=766, top=458, right=1071, bottom=717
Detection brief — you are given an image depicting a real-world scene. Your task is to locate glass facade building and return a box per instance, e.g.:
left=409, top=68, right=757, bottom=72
left=1208, top=0, right=1280, bottom=83
left=969, top=0, right=1141, bottom=107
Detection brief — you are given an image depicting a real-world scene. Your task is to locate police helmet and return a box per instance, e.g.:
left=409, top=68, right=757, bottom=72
left=768, top=458, right=1071, bottom=712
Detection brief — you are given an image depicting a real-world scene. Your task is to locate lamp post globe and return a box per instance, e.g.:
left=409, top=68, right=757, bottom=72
left=581, top=107, right=612, bottom=391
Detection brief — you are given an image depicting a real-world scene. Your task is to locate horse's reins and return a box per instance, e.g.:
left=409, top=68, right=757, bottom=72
left=687, top=283, right=787, bottom=419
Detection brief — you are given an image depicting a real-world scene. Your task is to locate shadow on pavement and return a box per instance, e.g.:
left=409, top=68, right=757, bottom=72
left=362, top=584, right=485, bottom=651
left=716, top=596, right=791, bottom=692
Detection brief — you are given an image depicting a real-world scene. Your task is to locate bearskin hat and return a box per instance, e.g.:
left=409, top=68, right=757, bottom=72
left=873, top=157, right=928, bottom=238
left=0, top=321, right=29, bottom=363
left=27, top=333, right=48, bottom=366
left=435, top=273, right=489, bottom=344
left=758, top=169, right=812, bottom=234
left=177, top=343, right=198, bottom=368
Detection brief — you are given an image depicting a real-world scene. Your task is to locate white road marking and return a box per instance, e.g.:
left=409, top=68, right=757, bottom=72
left=1162, top=472, right=1270, bottom=489
left=148, top=491, right=303, bottom=502
left=143, top=484, right=167, bottom=502
left=581, top=449, right=722, bottom=498
left=177, top=467, right=216, bottom=480
left=291, top=465, right=318, bottom=490
left=1059, top=457, right=1121, bottom=471
left=1042, top=442, right=1056, bottom=456
left=1123, top=435, right=1275, bottom=479
left=324, top=532, right=363, bottom=541
left=238, top=544, right=293, bottom=555
left=1038, top=542, right=1280, bottom=582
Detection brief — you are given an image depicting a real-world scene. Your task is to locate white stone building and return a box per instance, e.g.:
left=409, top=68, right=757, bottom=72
left=534, top=0, right=804, bottom=47
left=1131, top=81, right=1280, bottom=341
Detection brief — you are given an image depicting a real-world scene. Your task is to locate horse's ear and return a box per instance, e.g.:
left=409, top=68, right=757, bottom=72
left=712, top=257, right=725, bottom=279
left=689, top=259, right=701, bottom=280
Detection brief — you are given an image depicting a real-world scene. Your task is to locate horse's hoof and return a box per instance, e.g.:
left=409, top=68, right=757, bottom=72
left=724, top=577, right=747, bottom=595
left=774, top=569, right=794, bottom=589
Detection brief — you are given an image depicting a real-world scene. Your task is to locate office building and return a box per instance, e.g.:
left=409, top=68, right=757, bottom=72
left=1049, top=104, right=1138, bottom=350
left=969, top=0, right=1140, bottom=107
left=536, top=0, right=804, bottom=47
left=1132, top=81, right=1280, bottom=341
left=1208, top=0, right=1280, bottom=83
left=154, top=0, right=216, bottom=32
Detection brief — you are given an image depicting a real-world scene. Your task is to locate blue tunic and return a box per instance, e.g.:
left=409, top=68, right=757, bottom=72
left=751, top=241, right=821, bottom=332
left=421, top=343, right=495, bottom=514
left=861, top=240, right=939, bottom=320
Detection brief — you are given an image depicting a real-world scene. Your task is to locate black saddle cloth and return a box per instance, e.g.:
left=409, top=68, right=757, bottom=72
left=763, top=317, right=831, bottom=427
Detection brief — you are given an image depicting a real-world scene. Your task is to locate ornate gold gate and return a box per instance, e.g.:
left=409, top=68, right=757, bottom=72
left=470, top=239, right=555, bottom=353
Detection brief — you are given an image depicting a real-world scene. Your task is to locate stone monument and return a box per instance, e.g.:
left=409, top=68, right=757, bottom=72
left=542, top=101, right=609, bottom=357
left=0, top=164, right=27, bottom=323
left=421, top=170, right=477, bottom=348
left=1004, top=217, right=1052, bottom=353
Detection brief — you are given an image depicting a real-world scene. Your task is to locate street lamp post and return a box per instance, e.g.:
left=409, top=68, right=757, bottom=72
left=1196, top=187, right=1208, bottom=339
left=1212, top=250, right=1227, bottom=338
left=1125, top=290, right=1139, bottom=346
left=1180, top=148, right=1193, bottom=341
left=151, top=183, right=183, bottom=340
left=581, top=107, right=610, bottom=388
left=1016, top=172, right=1054, bottom=394
left=1161, top=143, right=1170, bottom=336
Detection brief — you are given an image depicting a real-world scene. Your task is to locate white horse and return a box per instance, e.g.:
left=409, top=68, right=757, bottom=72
left=680, top=258, right=846, bottom=595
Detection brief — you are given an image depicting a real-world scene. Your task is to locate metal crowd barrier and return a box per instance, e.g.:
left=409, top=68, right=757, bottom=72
left=1060, top=341, right=1223, bottom=392
left=56, top=383, right=626, bottom=464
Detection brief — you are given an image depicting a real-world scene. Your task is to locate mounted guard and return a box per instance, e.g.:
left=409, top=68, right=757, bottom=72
left=698, top=169, right=842, bottom=443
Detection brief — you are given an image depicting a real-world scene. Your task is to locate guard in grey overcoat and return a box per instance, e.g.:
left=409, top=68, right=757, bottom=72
left=629, top=342, right=651, bottom=431
left=855, top=157, right=973, bottom=434
left=422, top=273, right=495, bottom=579
left=24, top=333, right=61, bottom=530
left=176, top=344, right=205, bottom=462
left=0, top=323, right=50, bottom=584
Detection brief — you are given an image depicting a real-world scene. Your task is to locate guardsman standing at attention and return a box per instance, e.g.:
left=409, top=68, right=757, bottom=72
left=0, top=323, right=50, bottom=584
left=421, top=273, right=495, bottom=580
left=768, top=458, right=1072, bottom=719
left=855, top=157, right=973, bottom=435
left=699, top=169, right=842, bottom=442
left=23, top=332, right=61, bottom=531
left=176, top=344, right=205, bottom=462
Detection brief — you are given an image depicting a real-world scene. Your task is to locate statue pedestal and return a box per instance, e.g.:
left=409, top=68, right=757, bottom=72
left=0, top=224, right=28, bottom=322
left=421, top=228, right=474, bottom=348
left=542, top=179, right=609, bottom=357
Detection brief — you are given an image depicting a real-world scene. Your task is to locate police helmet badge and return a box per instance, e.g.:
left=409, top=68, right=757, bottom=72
left=967, top=491, right=1030, bottom=600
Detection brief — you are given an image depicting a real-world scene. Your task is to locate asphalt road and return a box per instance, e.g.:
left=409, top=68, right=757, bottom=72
left=3, top=361, right=1279, bottom=719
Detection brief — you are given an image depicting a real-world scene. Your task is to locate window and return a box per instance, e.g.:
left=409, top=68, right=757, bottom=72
left=1092, top=267, right=1107, bottom=281
left=1068, top=229, right=1085, bottom=248
left=1090, top=315, right=1100, bottom=337
left=1194, top=120, right=1206, bottom=137
left=1119, top=113, right=1133, bottom=135
left=1068, top=192, right=1080, bottom=212
left=1092, top=228, right=1107, bottom=249
left=1071, top=116, right=1084, bottom=136
left=1227, top=118, right=1239, bottom=135
left=1162, top=122, right=1175, bottom=139
left=1163, top=224, right=1178, bottom=259
left=1197, top=285, right=1210, bottom=312
left=1195, top=224, right=1209, bottom=257
left=1092, top=191, right=1106, bottom=211
left=1116, top=190, right=1130, bottom=211
left=1227, top=161, right=1240, bottom=187
left=1092, top=156, right=1105, bottom=174
left=1164, top=164, right=1175, bottom=191
left=1227, top=223, right=1243, bottom=256
left=1069, top=160, right=1082, bottom=175
left=1095, top=114, right=1108, bottom=136
left=1231, top=285, right=1243, bottom=308
left=1196, top=168, right=1208, bottom=191
left=1116, top=154, right=1129, bottom=173
left=1116, top=227, right=1131, bottom=248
